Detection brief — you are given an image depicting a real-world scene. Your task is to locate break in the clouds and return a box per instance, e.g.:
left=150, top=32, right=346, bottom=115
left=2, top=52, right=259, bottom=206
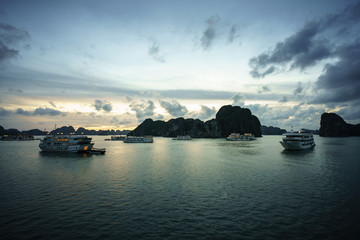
left=0, top=23, right=30, bottom=65
left=148, top=39, right=165, bottom=63
left=93, top=100, right=112, bottom=112
left=249, top=2, right=360, bottom=79
left=160, top=100, right=188, bottom=117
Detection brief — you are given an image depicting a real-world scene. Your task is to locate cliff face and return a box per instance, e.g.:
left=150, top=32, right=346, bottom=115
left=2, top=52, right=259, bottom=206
left=319, top=113, right=360, bottom=137
left=129, top=105, right=262, bottom=138
left=129, top=118, right=221, bottom=138
left=216, top=105, right=262, bottom=137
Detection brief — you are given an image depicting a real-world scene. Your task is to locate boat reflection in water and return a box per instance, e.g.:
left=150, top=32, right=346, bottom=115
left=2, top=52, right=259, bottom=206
left=173, top=135, right=192, bottom=140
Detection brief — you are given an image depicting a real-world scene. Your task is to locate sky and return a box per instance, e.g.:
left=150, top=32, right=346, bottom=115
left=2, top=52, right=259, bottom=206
left=1, top=0, right=360, bottom=131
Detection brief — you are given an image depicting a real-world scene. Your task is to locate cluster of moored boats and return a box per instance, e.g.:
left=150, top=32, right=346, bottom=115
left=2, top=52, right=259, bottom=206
left=36, top=130, right=315, bottom=154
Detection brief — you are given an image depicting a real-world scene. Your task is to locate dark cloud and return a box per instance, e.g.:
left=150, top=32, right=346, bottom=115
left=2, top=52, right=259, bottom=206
left=334, top=101, right=360, bottom=121
left=8, top=88, right=23, bottom=93
left=227, top=24, right=239, bottom=44
left=231, top=93, right=246, bottom=106
left=160, top=100, right=188, bottom=117
left=249, top=2, right=360, bottom=78
left=249, top=21, right=333, bottom=78
left=311, top=39, right=360, bottom=104
left=1, top=107, right=65, bottom=117
left=201, top=15, right=220, bottom=50
left=16, top=107, right=64, bottom=116
left=93, top=99, right=112, bottom=112
left=0, top=23, right=30, bottom=65
left=49, top=101, right=56, bottom=108
left=148, top=39, right=165, bottom=63
left=250, top=66, right=276, bottom=79
left=188, top=105, right=216, bottom=120
left=16, top=108, right=32, bottom=116
left=294, top=82, right=303, bottom=95
left=110, top=114, right=133, bottom=126
left=33, top=107, right=64, bottom=116
left=279, top=96, right=288, bottom=103
left=130, top=100, right=158, bottom=122
left=0, top=107, right=12, bottom=116
left=0, top=41, right=18, bottom=64
left=198, top=105, right=216, bottom=119
left=257, top=85, right=271, bottom=94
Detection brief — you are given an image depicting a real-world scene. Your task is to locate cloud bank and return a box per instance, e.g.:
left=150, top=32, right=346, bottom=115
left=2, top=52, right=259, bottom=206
left=249, top=2, right=360, bottom=79
left=0, top=23, right=30, bottom=65
left=93, top=99, right=112, bottom=112
left=160, top=100, right=188, bottom=117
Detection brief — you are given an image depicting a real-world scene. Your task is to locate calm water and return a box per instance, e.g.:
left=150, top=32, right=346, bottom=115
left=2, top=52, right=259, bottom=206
left=1, top=136, right=359, bottom=240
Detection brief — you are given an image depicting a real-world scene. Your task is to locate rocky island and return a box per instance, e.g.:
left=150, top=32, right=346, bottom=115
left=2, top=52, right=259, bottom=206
left=319, top=113, right=360, bottom=137
left=129, top=105, right=262, bottom=138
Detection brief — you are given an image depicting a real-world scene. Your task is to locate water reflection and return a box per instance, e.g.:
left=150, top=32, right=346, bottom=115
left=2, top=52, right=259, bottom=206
left=280, top=148, right=315, bottom=156
left=38, top=151, right=99, bottom=159
left=217, top=139, right=262, bottom=156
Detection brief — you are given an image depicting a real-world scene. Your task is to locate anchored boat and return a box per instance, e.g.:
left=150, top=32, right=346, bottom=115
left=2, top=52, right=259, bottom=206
left=39, top=135, right=105, bottom=153
left=226, top=133, right=256, bottom=141
left=280, top=131, right=315, bottom=150
left=123, top=136, right=153, bottom=143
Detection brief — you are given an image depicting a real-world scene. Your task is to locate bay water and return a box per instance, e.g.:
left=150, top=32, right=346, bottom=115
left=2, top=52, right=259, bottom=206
left=1, top=136, right=359, bottom=239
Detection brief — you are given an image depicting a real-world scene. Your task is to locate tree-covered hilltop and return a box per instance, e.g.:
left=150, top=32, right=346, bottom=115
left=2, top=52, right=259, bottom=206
left=129, top=105, right=262, bottom=138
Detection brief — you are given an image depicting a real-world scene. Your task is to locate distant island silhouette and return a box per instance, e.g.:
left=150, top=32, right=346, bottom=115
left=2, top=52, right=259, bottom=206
left=320, top=113, right=360, bottom=137
left=8, top=105, right=356, bottom=138
left=129, top=105, right=262, bottom=138
left=0, top=125, right=131, bottom=136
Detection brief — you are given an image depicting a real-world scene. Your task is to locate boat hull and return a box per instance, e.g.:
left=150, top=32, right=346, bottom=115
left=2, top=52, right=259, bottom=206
left=226, top=138, right=255, bottom=141
left=280, top=141, right=315, bottom=150
left=39, top=144, right=93, bottom=152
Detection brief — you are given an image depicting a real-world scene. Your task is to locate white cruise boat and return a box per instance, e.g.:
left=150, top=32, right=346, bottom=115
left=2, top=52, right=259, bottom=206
left=39, top=135, right=96, bottom=152
left=226, top=133, right=256, bottom=141
left=280, top=132, right=315, bottom=150
left=123, top=135, right=153, bottom=143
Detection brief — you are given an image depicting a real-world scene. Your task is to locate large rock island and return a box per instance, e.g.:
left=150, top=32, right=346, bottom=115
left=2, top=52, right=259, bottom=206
left=129, top=105, right=262, bottom=138
left=319, top=113, right=360, bottom=137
